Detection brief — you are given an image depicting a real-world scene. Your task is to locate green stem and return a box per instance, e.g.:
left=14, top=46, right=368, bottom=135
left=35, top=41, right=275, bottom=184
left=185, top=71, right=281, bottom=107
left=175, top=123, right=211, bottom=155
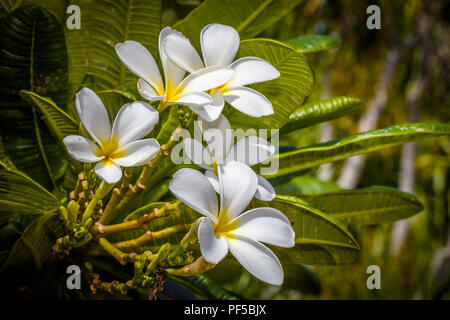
left=113, top=224, right=191, bottom=252
left=93, top=201, right=180, bottom=235
left=166, top=257, right=215, bottom=276
left=167, top=218, right=202, bottom=265
left=80, top=181, right=113, bottom=226
left=97, top=237, right=130, bottom=265
left=144, top=243, right=171, bottom=276
left=100, top=128, right=183, bottom=224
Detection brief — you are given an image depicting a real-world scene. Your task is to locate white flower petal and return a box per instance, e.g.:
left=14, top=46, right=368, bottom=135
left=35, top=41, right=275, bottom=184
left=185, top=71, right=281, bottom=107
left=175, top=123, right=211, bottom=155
left=229, top=207, right=295, bottom=248
left=112, top=102, right=159, bottom=147
left=255, top=174, right=276, bottom=201
left=183, top=138, right=213, bottom=169
left=137, top=79, right=166, bottom=101
left=199, top=112, right=231, bottom=162
left=201, top=24, right=240, bottom=67
left=176, top=66, right=233, bottom=95
left=171, top=92, right=212, bottom=106
left=163, top=33, right=204, bottom=73
left=113, top=139, right=160, bottom=167
left=116, top=41, right=163, bottom=93
left=159, top=27, right=186, bottom=90
left=188, top=102, right=224, bottom=123
left=94, top=161, right=123, bottom=184
left=75, top=88, right=111, bottom=145
left=169, top=168, right=218, bottom=222
left=228, top=234, right=284, bottom=286
left=227, top=57, right=280, bottom=88
left=227, top=136, right=275, bottom=166
left=63, top=135, right=102, bottom=162
left=205, top=170, right=220, bottom=193
left=198, top=218, right=229, bottom=264
left=218, top=161, right=257, bottom=221
left=223, top=86, right=274, bottom=117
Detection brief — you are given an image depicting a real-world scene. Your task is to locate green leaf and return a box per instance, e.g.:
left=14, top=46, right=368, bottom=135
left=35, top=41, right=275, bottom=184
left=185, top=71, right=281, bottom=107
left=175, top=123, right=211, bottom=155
left=19, top=90, right=78, bottom=145
left=301, top=186, right=424, bottom=225
left=274, top=175, right=341, bottom=195
left=0, top=5, right=69, bottom=189
left=280, top=96, right=361, bottom=134
left=227, top=39, right=314, bottom=130
left=169, top=274, right=239, bottom=300
left=255, top=195, right=360, bottom=265
left=0, top=0, right=68, bottom=22
left=286, top=34, right=341, bottom=53
left=153, top=106, right=180, bottom=143
left=265, top=122, right=450, bottom=178
left=282, top=263, right=321, bottom=295
left=1, top=213, right=63, bottom=271
left=174, top=0, right=304, bottom=48
left=65, top=0, right=162, bottom=99
left=0, top=161, right=60, bottom=221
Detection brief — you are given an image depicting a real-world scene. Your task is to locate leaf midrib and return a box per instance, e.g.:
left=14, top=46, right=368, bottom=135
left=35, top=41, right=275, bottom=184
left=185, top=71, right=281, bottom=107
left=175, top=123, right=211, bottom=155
left=295, top=238, right=359, bottom=250
left=328, top=204, right=422, bottom=218
left=235, top=0, right=274, bottom=33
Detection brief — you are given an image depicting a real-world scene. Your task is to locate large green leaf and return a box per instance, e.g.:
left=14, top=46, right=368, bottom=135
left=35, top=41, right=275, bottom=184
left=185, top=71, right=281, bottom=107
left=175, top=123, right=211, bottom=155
left=264, top=122, right=450, bottom=178
left=0, top=0, right=68, bottom=21
left=280, top=96, right=361, bottom=134
left=0, top=162, right=60, bottom=222
left=20, top=89, right=82, bottom=175
left=274, top=175, right=340, bottom=195
left=65, top=0, right=162, bottom=100
left=282, top=263, right=321, bottom=295
left=301, top=186, right=424, bottom=225
left=174, top=0, right=304, bottom=49
left=227, top=39, right=314, bottom=130
left=169, top=275, right=239, bottom=300
left=20, top=90, right=78, bottom=141
left=286, top=34, right=341, bottom=53
left=1, top=213, right=63, bottom=271
left=255, top=195, right=360, bottom=265
left=0, top=5, right=68, bottom=189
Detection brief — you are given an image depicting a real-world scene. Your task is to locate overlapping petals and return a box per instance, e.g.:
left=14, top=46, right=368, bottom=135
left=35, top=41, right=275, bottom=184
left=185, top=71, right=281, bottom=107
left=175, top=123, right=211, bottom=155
left=183, top=114, right=276, bottom=201
left=116, top=27, right=234, bottom=120
left=163, top=24, right=280, bottom=119
left=63, top=88, right=160, bottom=184
left=169, top=161, right=295, bottom=285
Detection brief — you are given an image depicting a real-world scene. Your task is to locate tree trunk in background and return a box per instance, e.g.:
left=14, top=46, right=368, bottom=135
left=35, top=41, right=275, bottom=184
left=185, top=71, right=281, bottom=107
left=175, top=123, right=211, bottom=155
left=390, top=75, right=426, bottom=256
left=391, top=11, right=431, bottom=256
left=337, top=48, right=401, bottom=189
left=317, top=67, right=336, bottom=181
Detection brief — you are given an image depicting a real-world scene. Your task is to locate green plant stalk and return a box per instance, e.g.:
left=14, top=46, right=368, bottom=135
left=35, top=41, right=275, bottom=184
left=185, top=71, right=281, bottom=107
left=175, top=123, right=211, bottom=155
left=113, top=224, right=191, bottom=251
left=59, top=206, right=70, bottom=228
left=93, top=201, right=180, bottom=235
left=72, top=233, right=93, bottom=248
left=97, top=237, right=130, bottom=265
left=166, top=257, right=215, bottom=276
left=144, top=243, right=171, bottom=276
left=100, top=127, right=185, bottom=225
left=168, top=218, right=202, bottom=265
left=80, top=181, right=113, bottom=226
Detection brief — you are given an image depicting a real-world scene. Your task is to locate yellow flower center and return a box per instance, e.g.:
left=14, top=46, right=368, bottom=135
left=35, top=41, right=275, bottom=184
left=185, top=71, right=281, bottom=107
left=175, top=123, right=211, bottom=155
left=96, top=137, right=124, bottom=162
left=213, top=211, right=238, bottom=238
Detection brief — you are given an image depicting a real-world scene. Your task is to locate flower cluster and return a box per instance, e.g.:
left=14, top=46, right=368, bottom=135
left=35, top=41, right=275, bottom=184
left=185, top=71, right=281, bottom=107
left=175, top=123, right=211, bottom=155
left=63, top=24, right=295, bottom=285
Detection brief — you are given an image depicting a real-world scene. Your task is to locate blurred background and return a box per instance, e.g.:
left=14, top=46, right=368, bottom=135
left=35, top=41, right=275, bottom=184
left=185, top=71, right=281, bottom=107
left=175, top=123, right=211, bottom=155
left=164, top=0, right=450, bottom=299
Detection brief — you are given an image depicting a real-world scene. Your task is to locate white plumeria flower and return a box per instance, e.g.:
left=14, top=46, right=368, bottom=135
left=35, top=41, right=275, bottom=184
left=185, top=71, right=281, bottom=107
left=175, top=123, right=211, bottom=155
left=183, top=114, right=276, bottom=201
left=163, top=23, right=280, bottom=120
left=63, top=88, right=160, bottom=184
left=115, top=27, right=234, bottom=121
left=169, top=161, right=294, bottom=285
